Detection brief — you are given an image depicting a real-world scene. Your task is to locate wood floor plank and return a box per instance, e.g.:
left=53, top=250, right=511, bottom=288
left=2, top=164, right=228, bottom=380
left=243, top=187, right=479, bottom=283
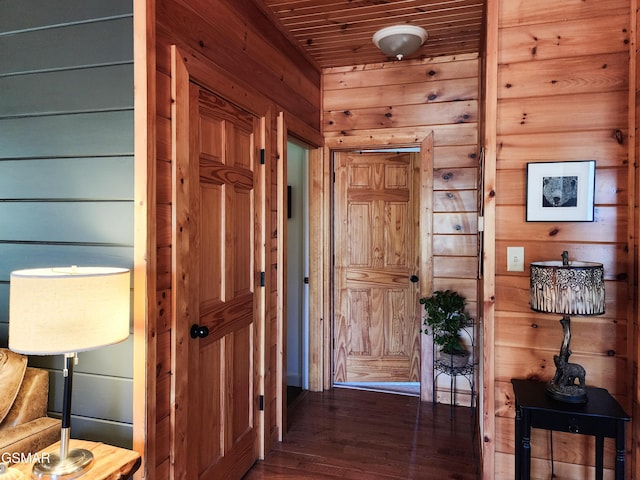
left=244, top=388, right=481, bottom=479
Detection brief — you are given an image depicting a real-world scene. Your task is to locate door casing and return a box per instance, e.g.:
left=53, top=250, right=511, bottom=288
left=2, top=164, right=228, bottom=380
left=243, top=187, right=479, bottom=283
left=323, top=133, right=435, bottom=400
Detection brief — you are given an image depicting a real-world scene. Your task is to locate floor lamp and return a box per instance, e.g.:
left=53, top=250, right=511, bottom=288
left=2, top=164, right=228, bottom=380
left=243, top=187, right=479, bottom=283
left=530, top=251, right=605, bottom=403
left=8, top=266, right=130, bottom=480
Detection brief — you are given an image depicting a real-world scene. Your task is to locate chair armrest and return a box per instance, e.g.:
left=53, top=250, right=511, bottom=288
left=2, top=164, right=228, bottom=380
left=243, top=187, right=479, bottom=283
left=0, top=417, right=61, bottom=459
left=1, top=368, right=49, bottom=428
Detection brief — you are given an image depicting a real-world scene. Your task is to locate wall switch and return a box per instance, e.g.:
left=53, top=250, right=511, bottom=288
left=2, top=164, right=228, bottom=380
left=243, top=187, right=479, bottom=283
left=507, top=246, right=525, bottom=272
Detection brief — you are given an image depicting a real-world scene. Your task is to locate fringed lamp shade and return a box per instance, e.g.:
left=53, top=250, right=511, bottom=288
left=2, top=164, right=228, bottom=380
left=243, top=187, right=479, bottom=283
left=530, top=260, right=605, bottom=316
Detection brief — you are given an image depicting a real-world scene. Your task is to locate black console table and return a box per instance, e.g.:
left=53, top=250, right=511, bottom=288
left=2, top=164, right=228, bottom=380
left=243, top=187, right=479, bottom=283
left=511, top=379, right=630, bottom=480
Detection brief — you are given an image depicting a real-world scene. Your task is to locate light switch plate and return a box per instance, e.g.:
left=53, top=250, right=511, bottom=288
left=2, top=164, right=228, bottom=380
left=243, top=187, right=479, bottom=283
left=507, top=246, right=525, bottom=272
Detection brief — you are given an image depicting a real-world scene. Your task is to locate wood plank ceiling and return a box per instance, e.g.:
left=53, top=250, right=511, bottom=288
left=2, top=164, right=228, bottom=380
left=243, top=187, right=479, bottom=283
left=259, top=0, right=486, bottom=69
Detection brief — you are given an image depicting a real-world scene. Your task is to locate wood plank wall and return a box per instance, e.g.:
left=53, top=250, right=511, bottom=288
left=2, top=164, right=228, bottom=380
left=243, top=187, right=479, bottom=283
left=150, top=0, right=321, bottom=477
left=491, top=0, right=634, bottom=477
left=0, top=0, right=135, bottom=448
left=323, top=54, right=480, bottom=404
left=635, top=2, right=640, bottom=477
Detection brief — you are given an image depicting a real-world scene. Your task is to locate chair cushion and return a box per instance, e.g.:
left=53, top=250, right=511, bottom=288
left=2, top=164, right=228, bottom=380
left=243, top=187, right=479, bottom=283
left=0, top=349, right=27, bottom=424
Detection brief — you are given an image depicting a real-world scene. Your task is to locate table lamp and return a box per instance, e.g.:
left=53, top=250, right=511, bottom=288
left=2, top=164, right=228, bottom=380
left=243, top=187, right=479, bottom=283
left=8, top=266, right=130, bottom=480
left=530, top=251, right=605, bottom=403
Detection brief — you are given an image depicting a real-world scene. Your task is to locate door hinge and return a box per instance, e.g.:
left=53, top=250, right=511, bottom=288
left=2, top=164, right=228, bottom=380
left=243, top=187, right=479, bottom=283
left=259, top=271, right=265, bottom=287
left=260, top=148, right=265, bottom=165
left=259, top=395, right=264, bottom=411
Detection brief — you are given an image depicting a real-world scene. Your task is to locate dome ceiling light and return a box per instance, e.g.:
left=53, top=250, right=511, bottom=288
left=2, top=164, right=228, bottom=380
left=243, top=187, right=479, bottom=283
left=372, top=25, right=428, bottom=61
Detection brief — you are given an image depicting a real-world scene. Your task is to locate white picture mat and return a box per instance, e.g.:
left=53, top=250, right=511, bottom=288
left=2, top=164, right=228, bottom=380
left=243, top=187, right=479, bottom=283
left=526, top=161, right=595, bottom=222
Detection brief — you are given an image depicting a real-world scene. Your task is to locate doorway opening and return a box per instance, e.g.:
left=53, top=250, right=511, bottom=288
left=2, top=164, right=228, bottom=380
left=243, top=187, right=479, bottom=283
left=286, top=138, right=310, bottom=407
left=332, top=146, right=425, bottom=398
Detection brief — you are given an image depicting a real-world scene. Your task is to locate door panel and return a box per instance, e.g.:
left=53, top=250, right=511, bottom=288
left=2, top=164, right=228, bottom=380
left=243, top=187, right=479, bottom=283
left=334, top=151, right=420, bottom=383
left=174, top=73, right=259, bottom=479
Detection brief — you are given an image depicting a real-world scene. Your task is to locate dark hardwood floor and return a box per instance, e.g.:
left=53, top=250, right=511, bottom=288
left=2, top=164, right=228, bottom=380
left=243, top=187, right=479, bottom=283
left=244, top=387, right=481, bottom=479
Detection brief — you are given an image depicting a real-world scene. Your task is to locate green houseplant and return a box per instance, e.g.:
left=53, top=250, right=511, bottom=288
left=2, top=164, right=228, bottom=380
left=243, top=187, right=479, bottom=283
left=419, top=289, right=470, bottom=367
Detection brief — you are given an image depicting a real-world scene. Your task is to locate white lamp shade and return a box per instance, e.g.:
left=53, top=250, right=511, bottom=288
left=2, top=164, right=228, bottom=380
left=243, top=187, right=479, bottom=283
left=373, top=25, right=428, bottom=59
left=9, top=266, right=131, bottom=355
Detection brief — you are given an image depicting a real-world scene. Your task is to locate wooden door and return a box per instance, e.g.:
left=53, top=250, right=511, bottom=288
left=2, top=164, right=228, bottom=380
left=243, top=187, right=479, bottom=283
left=173, top=67, right=260, bottom=479
left=334, top=151, right=421, bottom=383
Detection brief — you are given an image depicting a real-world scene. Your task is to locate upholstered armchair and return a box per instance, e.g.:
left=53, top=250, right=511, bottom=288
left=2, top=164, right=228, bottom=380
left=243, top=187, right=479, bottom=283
left=0, top=348, right=61, bottom=458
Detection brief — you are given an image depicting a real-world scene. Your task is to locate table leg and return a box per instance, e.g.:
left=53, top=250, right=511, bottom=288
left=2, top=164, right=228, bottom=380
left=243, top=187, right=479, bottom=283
left=595, top=435, right=603, bottom=480
left=521, top=410, right=531, bottom=480
left=615, top=420, right=626, bottom=480
left=514, top=404, right=521, bottom=480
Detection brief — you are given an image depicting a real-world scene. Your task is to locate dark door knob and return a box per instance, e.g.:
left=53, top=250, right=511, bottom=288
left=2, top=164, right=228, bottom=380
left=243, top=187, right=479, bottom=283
left=409, top=275, right=419, bottom=283
left=190, top=324, right=209, bottom=339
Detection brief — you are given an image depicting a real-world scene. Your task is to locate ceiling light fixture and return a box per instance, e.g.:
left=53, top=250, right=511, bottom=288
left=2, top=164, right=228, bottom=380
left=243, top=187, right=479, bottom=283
left=372, top=25, right=428, bottom=61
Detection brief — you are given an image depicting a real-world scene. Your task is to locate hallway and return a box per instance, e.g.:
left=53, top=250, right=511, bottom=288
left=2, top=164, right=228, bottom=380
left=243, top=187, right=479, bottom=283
left=244, top=387, right=481, bottom=479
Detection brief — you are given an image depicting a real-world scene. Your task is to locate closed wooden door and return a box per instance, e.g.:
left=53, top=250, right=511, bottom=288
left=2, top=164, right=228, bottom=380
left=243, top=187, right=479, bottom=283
left=334, top=151, right=421, bottom=383
left=173, top=70, right=260, bottom=478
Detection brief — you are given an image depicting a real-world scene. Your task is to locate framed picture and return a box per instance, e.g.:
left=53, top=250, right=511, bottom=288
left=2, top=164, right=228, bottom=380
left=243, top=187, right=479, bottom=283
left=526, top=160, right=596, bottom=222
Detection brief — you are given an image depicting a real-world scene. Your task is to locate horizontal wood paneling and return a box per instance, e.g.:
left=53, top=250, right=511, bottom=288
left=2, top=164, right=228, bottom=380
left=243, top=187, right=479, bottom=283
left=496, top=131, right=627, bottom=168
left=0, top=0, right=132, bottom=31
left=497, top=167, right=627, bottom=206
left=494, top=242, right=629, bottom=281
left=69, top=416, right=133, bottom=449
left=498, top=53, right=628, bottom=99
left=0, top=111, right=134, bottom=159
left=496, top=345, right=626, bottom=394
left=433, top=145, right=479, bottom=168
left=498, top=92, right=627, bottom=136
left=0, top=17, right=133, bottom=75
left=0, top=158, right=134, bottom=200
left=433, top=235, right=478, bottom=256
left=0, top=64, right=133, bottom=116
left=29, top=337, right=135, bottom=378
left=492, top=1, right=633, bottom=476
left=325, top=101, right=477, bottom=132
left=0, top=203, right=133, bottom=244
left=495, top=205, right=627, bottom=243
left=433, top=167, right=477, bottom=190
left=498, top=14, right=629, bottom=64
left=0, top=245, right=133, bottom=283
left=499, top=0, right=630, bottom=28
left=324, top=123, right=479, bottom=147
left=325, top=54, right=480, bottom=405
left=433, top=212, right=478, bottom=234
left=495, top=312, right=627, bottom=357
left=157, top=0, right=320, bottom=130
left=322, top=56, right=480, bottom=90
left=433, top=256, right=478, bottom=279
left=324, top=77, right=478, bottom=110
left=434, top=190, right=477, bottom=212
left=1, top=0, right=134, bottom=450
left=49, top=372, right=133, bottom=423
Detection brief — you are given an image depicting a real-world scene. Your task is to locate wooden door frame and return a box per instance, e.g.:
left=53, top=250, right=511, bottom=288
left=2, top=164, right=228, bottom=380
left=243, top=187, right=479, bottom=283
left=321, top=132, right=435, bottom=400
left=170, top=45, right=274, bottom=474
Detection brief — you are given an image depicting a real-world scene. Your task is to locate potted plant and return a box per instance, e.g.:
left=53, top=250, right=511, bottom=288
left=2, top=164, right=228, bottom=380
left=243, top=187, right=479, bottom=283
left=419, top=289, right=470, bottom=368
